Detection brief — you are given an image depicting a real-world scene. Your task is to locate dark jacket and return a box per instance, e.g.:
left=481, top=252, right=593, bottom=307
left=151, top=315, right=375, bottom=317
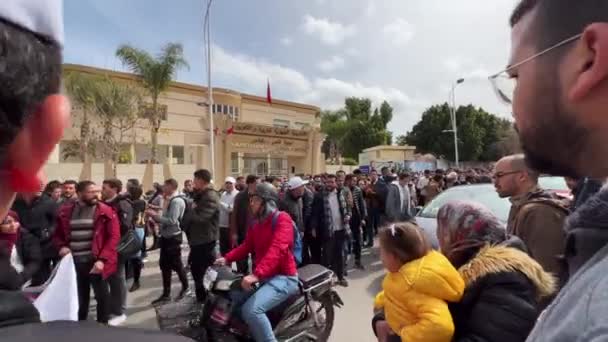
left=15, top=228, right=42, bottom=286
left=0, top=291, right=40, bottom=328
left=231, top=190, right=251, bottom=242
left=350, top=185, right=367, bottom=220
left=572, top=177, right=603, bottom=211
left=507, top=187, right=569, bottom=279
left=302, top=187, right=314, bottom=231
left=11, top=196, right=58, bottom=259
left=105, top=195, right=134, bottom=236
left=449, top=240, right=557, bottom=342
left=182, top=188, right=220, bottom=246
left=53, top=202, right=120, bottom=279
left=131, top=199, right=147, bottom=227
left=279, top=192, right=304, bottom=232
left=310, top=189, right=350, bottom=238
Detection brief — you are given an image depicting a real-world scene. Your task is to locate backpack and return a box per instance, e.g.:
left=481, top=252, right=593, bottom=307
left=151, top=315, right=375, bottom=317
left=168, top=195, right=193, bottom=232
left=271, top=210, right=303, bottom=265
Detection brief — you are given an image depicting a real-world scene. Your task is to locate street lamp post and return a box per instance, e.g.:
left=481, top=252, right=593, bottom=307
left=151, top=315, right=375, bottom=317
left=449, top=78, right=464, bottom=168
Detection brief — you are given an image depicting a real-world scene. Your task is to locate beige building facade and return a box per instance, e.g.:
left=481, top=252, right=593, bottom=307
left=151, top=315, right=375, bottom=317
left=358, top=145, right=417, bottom=171
left=46, top=64, right=325, bottom=188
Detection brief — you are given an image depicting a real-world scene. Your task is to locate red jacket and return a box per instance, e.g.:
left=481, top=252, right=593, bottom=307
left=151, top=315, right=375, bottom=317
left=53, top=202, right=120, bottom=279
left=225, top=210, right=297, bottom=280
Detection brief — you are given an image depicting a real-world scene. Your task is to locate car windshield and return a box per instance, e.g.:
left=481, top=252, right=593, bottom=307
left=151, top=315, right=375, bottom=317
left=539, top=177, right=568, bottom=191
left=418, top=184, right=510, bottom=222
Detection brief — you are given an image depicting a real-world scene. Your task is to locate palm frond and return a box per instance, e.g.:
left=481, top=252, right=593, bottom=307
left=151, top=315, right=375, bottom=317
left=116, top=45, right=155, bottom=76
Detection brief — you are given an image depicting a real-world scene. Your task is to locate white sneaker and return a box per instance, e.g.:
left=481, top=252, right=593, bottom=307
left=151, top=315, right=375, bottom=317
left=108, top=314, right=127, bottom=326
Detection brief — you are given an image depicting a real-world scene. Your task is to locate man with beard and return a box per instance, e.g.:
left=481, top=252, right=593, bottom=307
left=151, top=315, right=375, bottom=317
left=311, top=174, right=351, bottom=287
left=11, top=183, right=58, bottom=286
left=279, top=177, right=312, bottom=264
left=53, top=181, right=120, bottom=323
left=181, top=170, right=219, bottom=302
left=101, top=179, right=133, bottom=326
left=61, top=180, right=78, bottom=204
left=345, top=174, right=366, bottom=270
left=219, top=177, right=238, bottom=256
left=494, top=155, right=568, bottom=280
left=497, top=1, right=608, bottom=339
left=182, top=179, right=194, bottom=199
left=235, top=176, right=246, bottom=192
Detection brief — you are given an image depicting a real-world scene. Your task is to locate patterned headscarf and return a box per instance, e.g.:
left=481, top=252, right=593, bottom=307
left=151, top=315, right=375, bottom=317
left=437, top=201, right=507, bottom=268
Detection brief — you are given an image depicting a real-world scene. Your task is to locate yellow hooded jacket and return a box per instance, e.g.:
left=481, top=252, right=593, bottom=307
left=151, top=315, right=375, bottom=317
left=374, top=250, right=465, bottom=342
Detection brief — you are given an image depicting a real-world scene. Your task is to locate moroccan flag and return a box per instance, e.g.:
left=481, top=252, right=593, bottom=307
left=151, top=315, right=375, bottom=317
left=226, top=126, right=234, bottom=135
left=266, top=79, right=272, bottom=104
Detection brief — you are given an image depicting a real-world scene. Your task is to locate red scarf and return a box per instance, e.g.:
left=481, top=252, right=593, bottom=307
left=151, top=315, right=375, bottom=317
left=0, top=210, right=19, bottom=254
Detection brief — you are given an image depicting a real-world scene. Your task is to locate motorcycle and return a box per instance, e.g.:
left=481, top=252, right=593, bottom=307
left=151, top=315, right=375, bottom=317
left=190, top=263, right=343, bottom=342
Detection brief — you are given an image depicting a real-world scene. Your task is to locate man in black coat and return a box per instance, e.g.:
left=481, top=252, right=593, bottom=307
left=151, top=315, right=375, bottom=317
left=229, top=175, right=258, bottom=273
left=11, top=190, right=58, bottom=286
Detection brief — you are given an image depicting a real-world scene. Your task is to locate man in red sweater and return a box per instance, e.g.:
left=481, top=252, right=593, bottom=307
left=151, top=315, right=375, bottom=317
left=215, top=182, right=298, bottom=342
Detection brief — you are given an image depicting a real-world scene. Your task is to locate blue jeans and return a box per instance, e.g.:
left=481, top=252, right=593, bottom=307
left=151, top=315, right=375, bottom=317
left=231, top=275, right=299, bottom=342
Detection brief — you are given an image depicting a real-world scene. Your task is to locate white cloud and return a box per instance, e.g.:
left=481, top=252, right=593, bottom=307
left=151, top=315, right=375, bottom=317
left=212, top=44, right=312, bottom=94
left=382, top=18, right=415, bottom=46
left=302, top=15, right=356, bottom=46
left=345, top=47, right=359, bottom=57
left=280, top=37, right=292, bottom=46
left=365, top=2, right=377, bottom=17
left=317, top=55, right=346, bottom=72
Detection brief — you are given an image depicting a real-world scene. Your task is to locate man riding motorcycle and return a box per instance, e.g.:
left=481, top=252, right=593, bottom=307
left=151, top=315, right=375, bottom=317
left=214, top=182, right=299, bottom=342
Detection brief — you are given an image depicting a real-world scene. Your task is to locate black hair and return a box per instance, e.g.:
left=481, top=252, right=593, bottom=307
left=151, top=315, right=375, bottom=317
left=76, top=180, right=95, bottom=193
left=266, top=176, right=277, bottom=183
left=380, top=166, right=389, bottom=173
left=0, top=19, right=62, bottom=162
left=43, top=180, right=62, bottom=193
left=344, top=174, right=355, bottom=182
left=164, top=178, right=178, bottom=190
left=128, top=185, right=143, bottom=200
left=194, top=169, right=212, bottom=183
left=353, top=169, right=362, bottom=175
left=246, top=175, right=258, bottom=184
left=63, top=180, right=77, bottom=187
left=398, top=172, right=410, bottom=180
left=511, top=0, right=608, bottom=50
left=326, top=174, right=337, bottom=180
left=236, top=176, right=245, bottom=182
left=127, top=178, right=140, bottom=188
left=102, top=179, right=123, bottom=193
left=336, top=170, right=346, bottom=176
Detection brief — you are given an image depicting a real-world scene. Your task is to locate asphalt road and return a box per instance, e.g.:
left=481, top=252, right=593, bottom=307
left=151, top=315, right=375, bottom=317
left=123, top=243, right=385, bottom=342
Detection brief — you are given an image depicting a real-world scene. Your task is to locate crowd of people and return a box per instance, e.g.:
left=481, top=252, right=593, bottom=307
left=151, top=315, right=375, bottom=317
left=3, top=0, right=608, bottom=342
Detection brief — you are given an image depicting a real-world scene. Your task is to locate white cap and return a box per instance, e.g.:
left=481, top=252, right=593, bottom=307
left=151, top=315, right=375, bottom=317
left=0, top=0, right=64, bottom=45
left=287, top=176, right=309, bottom=190
left=224, top=176, right=236, bottom=184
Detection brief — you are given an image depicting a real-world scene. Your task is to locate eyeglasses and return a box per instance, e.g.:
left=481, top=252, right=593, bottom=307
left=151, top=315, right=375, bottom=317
left=492, top=170, right=522, bottom=180
left=489, top=33, right=583, bottom=105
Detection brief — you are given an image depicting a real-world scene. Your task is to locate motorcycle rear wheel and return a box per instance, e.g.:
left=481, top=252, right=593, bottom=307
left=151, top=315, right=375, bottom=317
left=311, top=294, right=335, bottom=341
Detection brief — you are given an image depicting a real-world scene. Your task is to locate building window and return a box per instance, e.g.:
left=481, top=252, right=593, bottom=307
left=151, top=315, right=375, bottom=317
left=273, top=119, right=290, bottom=128
left=172, top=146, right=184, bottom=165
left=234, top=107, right=240, bottom=121
left=231, top=152, right=239, bottom=174
left=293, top=122, right=309, bottom=130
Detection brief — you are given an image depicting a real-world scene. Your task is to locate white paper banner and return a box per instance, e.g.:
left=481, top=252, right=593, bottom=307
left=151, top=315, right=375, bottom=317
left=33, top=253, right=79, bottom=322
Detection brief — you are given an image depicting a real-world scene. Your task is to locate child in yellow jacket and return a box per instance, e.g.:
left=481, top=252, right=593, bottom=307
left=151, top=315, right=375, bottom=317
left=373, top=222, right=465, bottom=342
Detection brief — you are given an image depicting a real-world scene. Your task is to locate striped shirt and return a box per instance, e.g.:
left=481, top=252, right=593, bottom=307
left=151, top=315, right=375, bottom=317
left=69, top=204, right=96, bottom=263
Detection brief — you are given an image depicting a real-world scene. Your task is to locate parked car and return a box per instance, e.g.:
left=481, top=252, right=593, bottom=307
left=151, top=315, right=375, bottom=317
left=414, top=177, right=569, bottom=248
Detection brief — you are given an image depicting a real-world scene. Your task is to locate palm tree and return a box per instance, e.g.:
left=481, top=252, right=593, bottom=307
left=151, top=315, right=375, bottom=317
left=115, top=43, right=189, bottom=162
left=64, top=71, right=98, bottom=162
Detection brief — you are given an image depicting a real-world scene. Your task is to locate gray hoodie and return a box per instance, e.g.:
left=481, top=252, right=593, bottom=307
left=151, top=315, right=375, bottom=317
left=156, top=193, right=185, bottom=238
left=526, top=186, right=608, bottom=341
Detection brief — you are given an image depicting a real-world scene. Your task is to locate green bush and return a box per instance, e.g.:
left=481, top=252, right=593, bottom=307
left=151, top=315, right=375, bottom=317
left=342, top=158, right=358, bottom=166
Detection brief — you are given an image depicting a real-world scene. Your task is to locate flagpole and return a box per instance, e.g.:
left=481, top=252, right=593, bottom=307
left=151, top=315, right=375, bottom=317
left=205, top=0, right=215, bottom=179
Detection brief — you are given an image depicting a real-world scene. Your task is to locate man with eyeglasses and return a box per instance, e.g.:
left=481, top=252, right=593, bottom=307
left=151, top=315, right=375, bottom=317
left=494, top=155, right=568, bottom=282
left=495, top=1, right=608, bottom=340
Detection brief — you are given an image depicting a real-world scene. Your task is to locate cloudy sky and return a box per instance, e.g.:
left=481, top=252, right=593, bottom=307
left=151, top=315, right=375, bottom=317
left=64, top=0, right=518, bottom=136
